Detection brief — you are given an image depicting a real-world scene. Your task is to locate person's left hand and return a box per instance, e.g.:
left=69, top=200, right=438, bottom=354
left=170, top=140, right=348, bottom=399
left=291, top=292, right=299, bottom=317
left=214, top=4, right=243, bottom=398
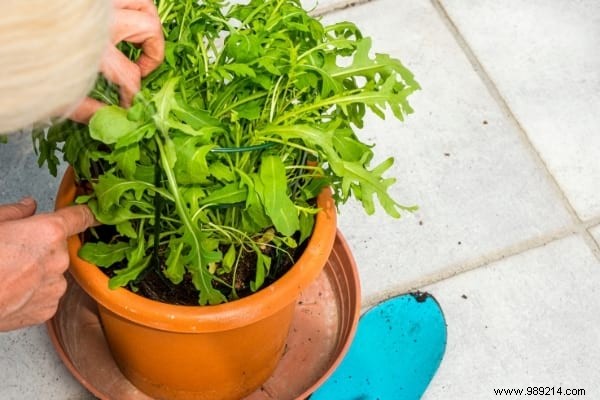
left=0, top=198, right=97, bottom=331
left=70, top=0, right=164, bottom=123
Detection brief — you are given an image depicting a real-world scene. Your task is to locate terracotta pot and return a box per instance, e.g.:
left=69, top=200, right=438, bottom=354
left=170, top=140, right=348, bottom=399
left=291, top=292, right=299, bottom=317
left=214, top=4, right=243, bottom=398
left=55, top=167, right=337, bottom=400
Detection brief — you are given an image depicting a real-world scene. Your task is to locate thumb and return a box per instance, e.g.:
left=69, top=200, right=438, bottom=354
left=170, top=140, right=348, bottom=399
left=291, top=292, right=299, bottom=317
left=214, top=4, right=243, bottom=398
left=0, top=197, right=37, bottom=223
left=52, top=205, right=99, bottom=237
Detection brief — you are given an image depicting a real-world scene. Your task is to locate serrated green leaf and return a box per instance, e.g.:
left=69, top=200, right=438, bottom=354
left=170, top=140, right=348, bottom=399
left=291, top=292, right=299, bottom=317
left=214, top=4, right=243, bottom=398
left=173, top=138, right=213, bottom=184
left=106, top=145, right=140, bottom=179
left=108, top=233, right=150, bottom=289
left=109, top=255, right=151, bottom=289
left=222, top=63, right=256, bottom=78
left=116, top=221, right=137, bottom=239
left=93, top=174, right=155, bottom=212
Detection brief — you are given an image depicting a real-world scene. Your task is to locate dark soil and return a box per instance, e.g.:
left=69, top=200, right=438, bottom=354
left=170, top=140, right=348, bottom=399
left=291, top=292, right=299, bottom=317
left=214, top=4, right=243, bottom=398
left=410, top=291, right=430, bottom=303
left=84, top=225, right=304, bottom=306
left=135, top=242, right=301, bottom=305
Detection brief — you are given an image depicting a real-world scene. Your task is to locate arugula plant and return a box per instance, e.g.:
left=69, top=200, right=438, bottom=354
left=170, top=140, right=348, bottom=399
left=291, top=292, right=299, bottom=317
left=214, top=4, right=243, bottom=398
left=34, top=0, right=419, bottom=305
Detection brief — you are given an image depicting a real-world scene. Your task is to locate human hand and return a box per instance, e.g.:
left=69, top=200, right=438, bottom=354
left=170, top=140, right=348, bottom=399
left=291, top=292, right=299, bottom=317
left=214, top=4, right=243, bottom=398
left=70, top=0, right=165, bottom=123
left=0, top=198, right=96, bottom=331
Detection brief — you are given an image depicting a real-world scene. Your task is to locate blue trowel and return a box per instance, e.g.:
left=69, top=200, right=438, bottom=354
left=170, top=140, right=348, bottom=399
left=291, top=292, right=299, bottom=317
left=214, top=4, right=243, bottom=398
left=310, top=292, right=447, bottom=400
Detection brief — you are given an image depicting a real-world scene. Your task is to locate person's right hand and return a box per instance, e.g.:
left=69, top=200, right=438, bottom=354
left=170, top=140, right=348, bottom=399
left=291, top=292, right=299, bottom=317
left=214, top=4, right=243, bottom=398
left=0, top=198, right=96, bottom=332
left=70, top=0, right=165, bottom=124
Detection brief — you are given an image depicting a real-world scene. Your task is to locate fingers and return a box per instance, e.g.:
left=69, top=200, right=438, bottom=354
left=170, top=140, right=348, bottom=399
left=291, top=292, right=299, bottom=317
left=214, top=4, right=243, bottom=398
left=111, top=9, right=164, bottom=76
left=112, top=0, right=159, bottom=16
left=106, top=0, right=164, bottom=101
left=100, top=45, right=141, bottom=108
left=52, top=205, right=98, bottom=238
left=0, top=198, right=37, bottom=223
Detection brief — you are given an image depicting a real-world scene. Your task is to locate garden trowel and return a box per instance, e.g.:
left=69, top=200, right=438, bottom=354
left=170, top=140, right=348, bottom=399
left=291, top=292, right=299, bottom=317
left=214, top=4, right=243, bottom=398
left=310, top=292, right=447, bottom=400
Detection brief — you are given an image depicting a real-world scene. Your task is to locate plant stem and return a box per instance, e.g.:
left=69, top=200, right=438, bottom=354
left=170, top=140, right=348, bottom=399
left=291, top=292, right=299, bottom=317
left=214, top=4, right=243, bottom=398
left=155, top=135, right=219, bottom=304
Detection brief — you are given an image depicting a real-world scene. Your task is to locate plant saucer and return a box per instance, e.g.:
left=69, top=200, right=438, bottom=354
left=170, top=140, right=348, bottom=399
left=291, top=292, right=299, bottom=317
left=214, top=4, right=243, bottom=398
left=47, top=231, right=360, bottom=400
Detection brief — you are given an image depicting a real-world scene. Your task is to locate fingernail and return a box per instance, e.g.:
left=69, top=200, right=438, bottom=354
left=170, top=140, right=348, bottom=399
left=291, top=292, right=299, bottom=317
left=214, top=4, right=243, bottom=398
left=18, top=196, right=35, bottom=206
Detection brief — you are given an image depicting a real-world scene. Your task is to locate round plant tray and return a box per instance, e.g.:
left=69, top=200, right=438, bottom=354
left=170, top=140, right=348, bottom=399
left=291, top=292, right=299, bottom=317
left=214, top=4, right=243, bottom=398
left=46, top=230, right=361, bottom=400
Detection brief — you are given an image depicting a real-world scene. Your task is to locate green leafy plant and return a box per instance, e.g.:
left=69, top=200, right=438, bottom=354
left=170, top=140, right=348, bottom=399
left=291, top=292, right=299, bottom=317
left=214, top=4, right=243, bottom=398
left=34, top=0, right=419, bottom=305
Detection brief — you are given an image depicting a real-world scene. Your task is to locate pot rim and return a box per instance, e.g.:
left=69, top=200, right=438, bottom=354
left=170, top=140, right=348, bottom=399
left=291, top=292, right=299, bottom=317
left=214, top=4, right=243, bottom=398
left=56, top=167, right=337, bottom=332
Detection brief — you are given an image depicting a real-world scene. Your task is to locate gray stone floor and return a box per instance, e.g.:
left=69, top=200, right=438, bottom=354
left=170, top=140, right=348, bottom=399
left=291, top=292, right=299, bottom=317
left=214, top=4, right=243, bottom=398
left=1, top=0, right=599, bottom=398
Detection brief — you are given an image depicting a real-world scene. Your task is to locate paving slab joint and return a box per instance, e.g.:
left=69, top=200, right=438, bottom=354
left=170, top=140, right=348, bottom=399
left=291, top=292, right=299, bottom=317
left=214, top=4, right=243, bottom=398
left=428, top=0, right=600, bottom=265
left=362, top=227, right=596, bottom=309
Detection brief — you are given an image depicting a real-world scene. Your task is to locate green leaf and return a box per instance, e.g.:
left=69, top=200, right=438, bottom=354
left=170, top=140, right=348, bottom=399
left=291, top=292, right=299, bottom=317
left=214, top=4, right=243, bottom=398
left=106, top=145, right=141, bottom=179
left=152, top=77, right=180, bottom=130
left=257, top=155, right=299, bottom=237
left=225, top=33, right=261, bottom=63
left=165, top=241, right=186, bottom=284
left=222, top=63, right=257, bottom=78
left=108, top=234, right=150, bottom=289
left=173, top=138, right=213, bottom=184
left=250, top=253, right=271, bottom=292
left=222, top=245, right=236, bottom=273
left=61, top=129, right=101, bottom=179
left=78, top=241, right=130, bottom=267
left=172, top=100, right=223, bottom=130
left=332, top=128, right=373, bottom=163
left=299, top=211, right=316, bottom=244
left=209, top=162, right=235, bottom=182
left=199, top=183, right=247, bottom=206
left=87, top=198, right=150, bottom=226
left=234, top=100, right=262, bottom=120
left=94, top=174, right=155, bottom=212
left=109, top=255, right=151, bottom=289
left=89, top=105, right=143, bottom=146
left=116, top=221, right=138, bottom=239
left=239, top=173, right=272, bottom=231
left=162, top=137, right=178, bottom=169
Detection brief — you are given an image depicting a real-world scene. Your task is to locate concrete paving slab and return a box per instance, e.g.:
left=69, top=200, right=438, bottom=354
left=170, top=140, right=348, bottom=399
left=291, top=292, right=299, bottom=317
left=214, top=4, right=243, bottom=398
left=0, top=0, right=596, bottom=397
left=229, top=0, right=343, bottom=14
left=422, top=234, right=600, bottom=399
left=438, top=0, right=600, bottom=221
left=0, top=327, right=93, bottom=400
left=0, top=133, right=65, bottom=212
left=322, top=0, right=573, bottom=305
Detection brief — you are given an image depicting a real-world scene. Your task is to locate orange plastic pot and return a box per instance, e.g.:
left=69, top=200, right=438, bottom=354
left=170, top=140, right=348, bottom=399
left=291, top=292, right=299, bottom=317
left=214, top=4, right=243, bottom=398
left=55, top=167, right=337, bottom=400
